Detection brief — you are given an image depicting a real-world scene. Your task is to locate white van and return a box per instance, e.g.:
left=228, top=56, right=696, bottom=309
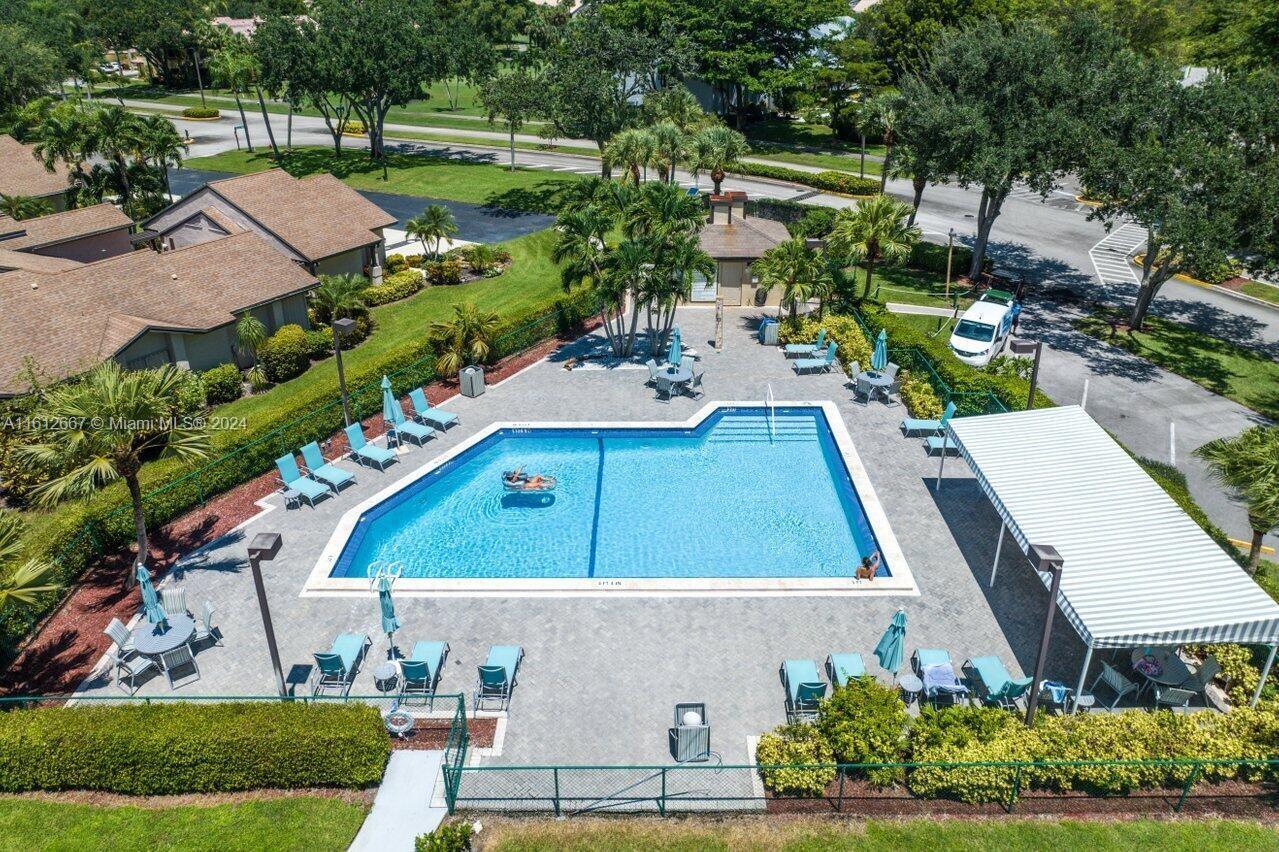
left=949, top=289, right=1020, bottom=367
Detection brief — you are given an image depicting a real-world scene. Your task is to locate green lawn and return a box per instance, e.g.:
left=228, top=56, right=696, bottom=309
left=1235, top=279, right=1279, bottom=306
left=0, top=797, right=366, bottom=851
left=852, top=266, right=973, bottom=311
left=1075, top=312, right=1279, bottom=421
left=473, top=817, right=1279, bottom=851
left=183, top=147, right=579, bottom=211
left=743, top=117, right=887, bottom=157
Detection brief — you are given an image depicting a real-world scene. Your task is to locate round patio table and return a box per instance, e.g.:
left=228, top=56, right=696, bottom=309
left=898, top=674, right=924, bottom=705
left=857, top=371, right=893, bottom=398
left=662, top=364, right=694, bottom=385
left=374, top=662, right=399, bottom=694
left=130, top=614, right=195, bottom=659
left=1129, top=648, right=1191, bottom=687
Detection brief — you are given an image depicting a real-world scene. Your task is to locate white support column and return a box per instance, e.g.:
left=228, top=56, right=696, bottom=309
left=934, top=431, right=949, bottom=493
left=1072, top=645, right=1094, bottom=713
left=989, top=520, right=1006, bottom=587
left=1251, top=644, right=1277, bottom=708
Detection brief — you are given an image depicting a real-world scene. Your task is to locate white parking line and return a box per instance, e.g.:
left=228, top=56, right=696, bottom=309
left=1088, top=222, right=1146, bottom=287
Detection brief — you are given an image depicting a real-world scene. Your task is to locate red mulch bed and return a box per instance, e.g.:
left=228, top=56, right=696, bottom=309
left=392, top=715, right=497, bottom=751
left=1, top=322, right=597, bottom=697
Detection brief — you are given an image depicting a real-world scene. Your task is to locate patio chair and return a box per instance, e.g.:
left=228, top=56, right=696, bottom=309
left=826, top=652, right=866, bottom=687
left=781, top=659, right=827, bottom=721
left=160, top=586, right=188, bottom=617
left=793, top=341, right=838, bottom=375
left=390, top=398, right=436, bottom=447
left=159, top=644, right=201, bottom=689
left=1154, top=685, right=1196, bottom=710
left=312, top=632, right=372, bottom=696
left=783, top=328, right=826, bottom=358
left=1181, top=655, right=1221, bottom=702
left=1090, top=660, right=1139, bottom=710
left=109, top=650, right=155, bottom=695
left=912, top=648, right=951, bottom=674
left=103, top=617, right=136, bottom=658
left=902, top=402, right=957, bottom=437
left=966, top=655, right=1034, bottom=709
left=301, top=442, right=356, bottom=493
left=644, top=359, right=661, bottom=386
left=655, top=375, right=675, bottom=402
left=475, top=644, right=524, bottom=711
left=686, top=369, right=705, bottom=399
left=193, top=601, right=221, bottom=647
left=408, top=388, right=459, bottom=431
left=275, top=453, right=332, bottom=507
left=344, top=424, right=397, bottom=471
left=399, top=640, right=450, bottom=706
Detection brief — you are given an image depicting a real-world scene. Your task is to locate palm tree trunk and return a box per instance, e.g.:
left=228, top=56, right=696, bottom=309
left=1248, top=528, right=1264, bottom=574
left=256, top=87, right=281, bottom=158
left=864, top=258, right=877, bottom=301
left=908, top=175, right=926, bottom=227
left=233, top=92, right=254, bottom=152
left=126, top=473, right=147, bottom=589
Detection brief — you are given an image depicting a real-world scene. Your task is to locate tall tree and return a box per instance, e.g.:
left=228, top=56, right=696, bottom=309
left=552, top=205, right=623, bottom=354
left=253, top=15, right=353, bottom=156
left=604, top=129, right=654, bottom=185
left=826, top=195, right=919, bottom=300
left=208, top=36, right=256, bottom=153
left=690, top=126, right=749, bottom=195
left=85, top=0, right=203, bottom=88
left=755, top=238, right=832, bottom=321
left=137, top=113, right=187, bottom=196
left=1196, top=426, right=1279, bottom=573
left=0, top=24, right=61, bottom=119
left=478, top=67, right=544, bottom=171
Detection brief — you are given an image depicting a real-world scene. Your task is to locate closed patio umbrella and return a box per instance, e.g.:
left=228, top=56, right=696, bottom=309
left=667, top=326, right=682, bottom=368
left=874, top=608, right=907, bottom=677
left=380, top=375, right=401, bottom=438
left=377, top=573, right=400, bottom=658
left=136, top=563, right=167, bottom=627
left=872, top=329, right=889, bottom=372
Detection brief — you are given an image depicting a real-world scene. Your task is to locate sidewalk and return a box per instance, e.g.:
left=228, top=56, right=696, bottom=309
left=349, top=751, right=447, bottom=852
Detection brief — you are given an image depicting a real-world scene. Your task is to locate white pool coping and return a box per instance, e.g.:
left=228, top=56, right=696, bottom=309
left=302, top=401, right=918, bottom=598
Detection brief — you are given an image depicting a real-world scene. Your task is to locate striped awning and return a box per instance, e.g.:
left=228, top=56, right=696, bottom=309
left=946, top=406, right=1279, bottom=649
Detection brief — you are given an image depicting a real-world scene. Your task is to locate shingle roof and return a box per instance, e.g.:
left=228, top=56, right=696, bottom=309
left=698, top=215, right=790, bottom=260
left=204, top=169, right=396, bottom=262
left=0, top=204, right=133, bottom=251
left=0, top=135, right=72, bottom=199
left=0, top=248, right=84, bottom=273
left=0, top=233, right=317, bottom=394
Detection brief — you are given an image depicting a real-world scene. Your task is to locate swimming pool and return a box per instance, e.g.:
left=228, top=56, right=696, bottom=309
left=309, top=403, right=914, bottom=595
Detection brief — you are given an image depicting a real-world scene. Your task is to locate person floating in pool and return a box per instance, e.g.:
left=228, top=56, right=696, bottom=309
left=503, top=467, right=556, bottom=492
left=856, top=551, right=881, bottom=581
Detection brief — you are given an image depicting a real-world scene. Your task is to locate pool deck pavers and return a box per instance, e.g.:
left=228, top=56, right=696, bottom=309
left=75, top=306, right=1092, bottom=769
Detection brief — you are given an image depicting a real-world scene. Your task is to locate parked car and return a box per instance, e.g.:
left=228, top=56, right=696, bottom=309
left=949, top=289, right=1022, bottom=367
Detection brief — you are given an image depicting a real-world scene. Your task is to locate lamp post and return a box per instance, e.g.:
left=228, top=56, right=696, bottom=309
left=246, top=532, right=287, bottom=698
left=945, top=228, right=955, bottom=304
left=332, top=317, right=357, bottom=426
left=1009, top=338, right=1043, bottom=410
left=1025, top=543, right=1064, bottom=726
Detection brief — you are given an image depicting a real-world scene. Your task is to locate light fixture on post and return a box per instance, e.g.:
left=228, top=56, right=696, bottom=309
left=332, top=317, right=357, bottom=427
left=1009, top=338, right=1043, bottom=410
left=1024, top=543, right=1064, bottom=726
left=246, top=532, right=287, bottom=698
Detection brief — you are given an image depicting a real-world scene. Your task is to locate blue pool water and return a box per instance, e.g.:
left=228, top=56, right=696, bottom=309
left=331, top=407, right=888, bottom=580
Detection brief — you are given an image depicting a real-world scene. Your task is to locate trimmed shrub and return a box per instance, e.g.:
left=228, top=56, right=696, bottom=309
left=173, top=369, right=207, bottom=416
left=777, top=314, right=873, bottom=374
left=342, top=119, right=367, bottom=136
left=900, top=375, right=942, bottom=418
left=734, top=162, right=880, bottom=196
left=416, top=822, right=473, bottom=852
left=817, top=678, right=909, bottom=785
left=0, top=703, right=389, bottom=794
left=257, top=324, right=310, bottom=384
left=201, top=363, right=244, bottom=405
left=181, top=106, right=220, bottom=119
left=756, top=723, right=836, bottom=796
left=363, top=269, right=424, bottom=307
left=424, top=259, right=463, bottom=287
left=787, top=206, right=839, bottom=239
left=385, top=254, right=410, bottom=274
left=304, top=327, right=335, bottom=360
left=907, top=241, right=981, bottom=278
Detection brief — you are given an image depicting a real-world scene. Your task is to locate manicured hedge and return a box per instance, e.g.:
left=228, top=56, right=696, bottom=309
left=257, top=324, right=310, bottom=383
left=733, top=162, right=880, bottom=196
left=424, top=259, right=463, bottom=287
left=363, top=269, right=424, bottom=306
left=181, top=106, right=220, bottom=119
left=0, top=703, right=389, bottom=794
left=201, top=363, right=244, bottom=405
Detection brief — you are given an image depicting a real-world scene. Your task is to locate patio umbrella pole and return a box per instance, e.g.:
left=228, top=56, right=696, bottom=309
left=1253, top=644, right=1277, bottom=707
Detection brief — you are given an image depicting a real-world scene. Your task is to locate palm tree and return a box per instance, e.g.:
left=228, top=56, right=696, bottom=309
left=0, top=195, right=53, bottom=221
left=91, top=106, right=142, bottom=200
left=1195, top=426, right=1279, bottom=573
left=30, top=109, right=92, bottom=188
left=623, top=181, right=704, bottom=242
left=73, top=163, right=118, bottom=207
left=691, top=126, right=749, bottom=194
left=406, top=205, right=459, bottom=258
left=0, top=511, right=58, bottom=616
left=826, top=195, right=920, bottom=300
left=17, top=363, right=212, bottom=587
left=601, top=239, right=654, bottom=358
left=429, top=303, right=501, bottom=376
left=755, top=239, right=831, bottom=321
left=866, top=93, right=901, bottom=192
left=553, top=206, right=624, bottom=354
left=648, top=122, right=687, bottom=184
left=137, top=114, right=188, bottom=198
left=209, top=42, right=255, bottom=153
left=645, top=233, right=715, bottom=354
left=235, top=311, right=267, bottom=387
left=309, top=274, right=368, bottom=325
left=604, top=129, right=654, bottom=184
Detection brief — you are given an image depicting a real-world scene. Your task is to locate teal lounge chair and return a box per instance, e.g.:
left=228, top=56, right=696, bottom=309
left=399, top=640, right=449, bottom=706
left=344, top=423, right=397, bottom=470
left=475, top=644, right=524, bottom=711
left=390, top=398, right=436, bottom=447
left=924, top=432, right=960, bottom=456
left=901, top=401, right=957, bottom=436
left=312, top=632, right=371, bottom=696
left=783, top=328, right=826, bottom=358
left=782, top=659, right=826, bottom=720
left=966, top=655, right=1034, bottom=709
left=300, top=442, right=355, bottom=493
left=826, top=653, right=866, bottom=686
left=913, top=648, right=951, bottom=673
left=793, top=341, right=838, bottom=375
left=275, top=453, right=331, bottom=507
left=408, top=388, right=459, bottom=431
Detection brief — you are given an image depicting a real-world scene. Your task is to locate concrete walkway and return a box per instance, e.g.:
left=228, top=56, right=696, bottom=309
left=349, top=751, right=447, bottom=852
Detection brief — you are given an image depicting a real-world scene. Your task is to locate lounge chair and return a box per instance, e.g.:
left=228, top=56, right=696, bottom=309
left=389, top=398, right=436, bottom=447
left=902, top=402, right=957, bottom=436
left=109, top=650, right=155, bottom=695
left=826, top=653, right=866, bottom=686
left=783, top=329, right=826, bottom=358
left=312, top=632, right=372, bottom=696
left=275, top=453, right=332, bottom=507
left=475, top=644, right=524, bottom=711
left=1090, top=660, right=1139, bottom=710
left=344, top=424, right=397, bottom=471
left=408, top=388, right=459, bottom=431
left=644, top=359, right=661, bottom=387
left=399, top=640, right=450, bottom=706
left=966, top=655, right=1034, bottom=709
left=160, top=586, right=188, bottom=617
left=192, top=601, right=221, bottom=648
left=301, top=442, right=356, bottom=493
left=914, top=648, right=969, bottom=707
left=793, top=341, right=838, bottom=375
left=923, top=431, right=960, bottom=456
left=913, top=648, right=951, bottom=673
left=781, top=659, right=827, bottom=721
left=103, top=617, right=136, bottom=658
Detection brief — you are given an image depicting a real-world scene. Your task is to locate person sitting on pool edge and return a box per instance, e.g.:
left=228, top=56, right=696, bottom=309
left=856, top=551, right=881, bottom=581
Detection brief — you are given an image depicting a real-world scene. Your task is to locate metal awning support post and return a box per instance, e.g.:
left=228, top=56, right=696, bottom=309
left=1073, top=645, right=1094, bottom=714
left=1252, top=644, right=1277, bottom=708
left=935, top=431, right=949, bottom=493
left=989, top=520, right=1006, bottom=587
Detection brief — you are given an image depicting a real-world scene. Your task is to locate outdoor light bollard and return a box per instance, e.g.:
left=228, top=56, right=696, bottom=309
left=1010, top=338, right=1043, bottom=410
left=333, top=317, right=357, bottom=427
left=1025, top=543, right=1065, bottom=726
left=246, top=532, right=288, bottom=698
